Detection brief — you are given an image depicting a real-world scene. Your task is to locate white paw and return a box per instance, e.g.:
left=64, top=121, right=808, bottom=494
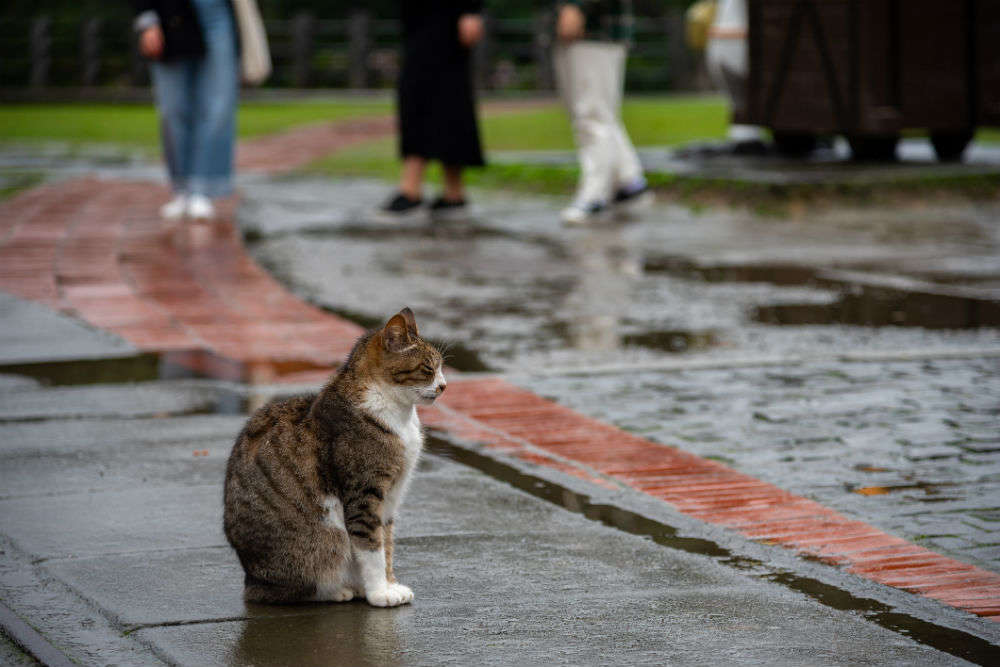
left=366, top=582, right=413, bottom=607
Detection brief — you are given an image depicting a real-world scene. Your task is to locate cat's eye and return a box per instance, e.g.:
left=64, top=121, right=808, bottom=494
left=420, top=363, right=435, bottom=374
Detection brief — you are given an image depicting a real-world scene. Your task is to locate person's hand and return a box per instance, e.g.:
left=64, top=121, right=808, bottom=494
left=458, top=14, right=484, bottom=48
left=140, top=25, right=165, bottom=59
left=557, top=4, right=585, bottom=42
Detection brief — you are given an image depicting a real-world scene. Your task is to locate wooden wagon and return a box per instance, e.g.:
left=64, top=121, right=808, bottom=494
left=737, top=0, right=1000, bottom=160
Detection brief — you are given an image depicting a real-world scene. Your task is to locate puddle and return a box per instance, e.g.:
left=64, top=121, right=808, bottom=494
left=645, top=257, right=820, bottom=286
left=622, top=329, right=719, bottom=353
left=755, top=289, right=999, bottom=328
left=0, top=350, right=333, bottom=389
left=645, top=256, right=999, bottom=329
left=0, top=353, right=165, bottom=386
left=426, top=434, right=998, bottom=665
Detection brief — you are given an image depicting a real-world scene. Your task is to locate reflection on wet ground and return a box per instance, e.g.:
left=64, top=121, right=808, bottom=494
left=0, top=349, right=325, bottom=393
left=646, top=257, right=1000, bottom=328
left=244, top=180, right=1000, bottom=373
left=228, top=606, right=407, bottom=667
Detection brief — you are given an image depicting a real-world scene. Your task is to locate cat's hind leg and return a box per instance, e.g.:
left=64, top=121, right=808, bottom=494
left=243, top=575, right=315, bottom=604
left=313, top=568, right=358, bottom=602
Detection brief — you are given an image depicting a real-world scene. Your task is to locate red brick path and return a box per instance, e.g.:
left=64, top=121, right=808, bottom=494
left=237, top=117, right=395, bottom=173
left=1, top=116, right=998, bottom=622
left=0, top=178, right=361, bottom=383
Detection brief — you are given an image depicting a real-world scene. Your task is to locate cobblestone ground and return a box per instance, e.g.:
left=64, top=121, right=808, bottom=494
left=241, top=179, right=1000, bottom=576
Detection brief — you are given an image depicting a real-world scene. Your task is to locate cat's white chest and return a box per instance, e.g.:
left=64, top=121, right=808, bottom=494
left=383, top=406, right=422, bottom=519
left=397, top=407, right=423, bottom=464
left=360, top=388, right=423, bottom=519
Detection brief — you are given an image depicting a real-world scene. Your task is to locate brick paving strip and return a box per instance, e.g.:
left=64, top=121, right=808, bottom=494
left=0, top=115, right=998, bottom=624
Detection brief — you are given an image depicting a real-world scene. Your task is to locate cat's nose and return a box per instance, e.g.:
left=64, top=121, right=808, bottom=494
left=436, top=382, right=447, bottom=395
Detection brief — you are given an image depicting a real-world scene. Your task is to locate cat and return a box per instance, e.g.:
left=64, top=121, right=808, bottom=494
left=223, top=307, right=446, bottom=607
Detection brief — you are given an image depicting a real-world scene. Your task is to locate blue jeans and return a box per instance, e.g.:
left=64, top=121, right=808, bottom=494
left=151, top=0, right=238, bottom=198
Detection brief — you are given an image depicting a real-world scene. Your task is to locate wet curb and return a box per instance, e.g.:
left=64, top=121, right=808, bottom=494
left=0, top=600, right=76, bottom=667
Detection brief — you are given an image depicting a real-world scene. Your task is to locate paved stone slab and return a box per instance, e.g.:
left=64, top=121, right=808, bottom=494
left=0, top=381, right=230, bottom=422
left=133, top=583, right=961, bottom=667
left=0, top=416, right=243, bottom=499
left=0, top=292, right=134, bottom=364
left=43, top=528, right=725, bottom=628
left=0, top=485, right=225, bottom=560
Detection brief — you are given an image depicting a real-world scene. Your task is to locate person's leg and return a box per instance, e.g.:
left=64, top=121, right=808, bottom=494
left=150, top=60, right=196, bottom=197
left=188, top=0, right=238, bottom=202
left=426, top=164, right=469, bottom=220
left=398, top=156, right=427, bottom=200
left=441, top=165, right=464, bottom=201
left=556, top=42, right=619, bottom=209
left=606, top=43, right=645, bottom=193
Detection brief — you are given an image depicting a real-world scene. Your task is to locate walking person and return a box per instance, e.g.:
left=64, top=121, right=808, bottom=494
left=376, top=1, right=486, bottom=222
left=133, top=0, right=239, bottom=221
left=554, top=1, right=651, bottom=225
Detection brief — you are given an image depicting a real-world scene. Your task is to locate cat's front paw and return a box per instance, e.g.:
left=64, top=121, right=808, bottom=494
left=366, top=582, right=413, bottom=607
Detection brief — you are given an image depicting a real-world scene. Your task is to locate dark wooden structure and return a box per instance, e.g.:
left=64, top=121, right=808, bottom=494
left=738, top=0, right=1000, bottom=161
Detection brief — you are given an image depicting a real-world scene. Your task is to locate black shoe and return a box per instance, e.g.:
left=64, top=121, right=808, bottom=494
left=372, top=192, right=424, bottom=223
left=612, top=183, right=654, bottom=215
left=429, top=196, right=469, bottom=221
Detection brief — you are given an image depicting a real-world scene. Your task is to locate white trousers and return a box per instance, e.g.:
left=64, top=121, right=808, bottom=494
left=554, top=41, right=644, bottom=204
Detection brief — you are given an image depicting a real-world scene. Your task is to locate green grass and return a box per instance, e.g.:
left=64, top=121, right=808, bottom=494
left=314, top=95, right=731, bottom=189
left=480, top=95, right=729, bottom=152
left=0, top=171, right=44, bottom=201
left=4, top=95, right=998, bottom=205
left=311, top=135, right=579, bottom=195
left=0, top=99, right=392, bottom=148
left=977, top=127, right=1000, bottom=144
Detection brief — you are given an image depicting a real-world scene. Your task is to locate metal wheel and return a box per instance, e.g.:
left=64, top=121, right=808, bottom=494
left=847, top=134, right=900, bottom=161
left=930, top=130, right=974, bottom=162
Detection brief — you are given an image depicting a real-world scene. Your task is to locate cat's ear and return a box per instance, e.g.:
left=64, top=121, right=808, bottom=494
left=382, top=312, right=412, bottom=353
left=398, top=307, right=419, bottom=336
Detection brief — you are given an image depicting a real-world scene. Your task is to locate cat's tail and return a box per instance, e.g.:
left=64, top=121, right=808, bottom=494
left=243, top=574, right=315, bottom=604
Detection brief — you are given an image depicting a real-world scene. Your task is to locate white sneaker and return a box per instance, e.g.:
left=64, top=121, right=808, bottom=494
left=186, top=194, right=215, bottom=220
left=159, top=195, right=188, bottom=220
left=560, top=200, right=608, bottom=226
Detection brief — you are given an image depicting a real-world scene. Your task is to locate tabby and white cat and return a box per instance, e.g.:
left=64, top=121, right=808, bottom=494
left=223, top=308, right=445, bottom=607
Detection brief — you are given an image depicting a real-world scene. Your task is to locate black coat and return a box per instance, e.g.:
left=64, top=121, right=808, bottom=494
left=131, top=0, right=235, bottom=61
left=397, top=0, right=485, bottom=166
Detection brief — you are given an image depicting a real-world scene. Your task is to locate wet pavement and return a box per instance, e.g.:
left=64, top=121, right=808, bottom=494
left=0, top=362, right=993, bottom=666
left=241, top=178, right=1000, bottom=579
left=2, top=146, right=1000, bottom=664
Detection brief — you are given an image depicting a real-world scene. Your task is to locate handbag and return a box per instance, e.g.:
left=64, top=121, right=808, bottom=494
left=232, top=0, right=272, bottom=85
